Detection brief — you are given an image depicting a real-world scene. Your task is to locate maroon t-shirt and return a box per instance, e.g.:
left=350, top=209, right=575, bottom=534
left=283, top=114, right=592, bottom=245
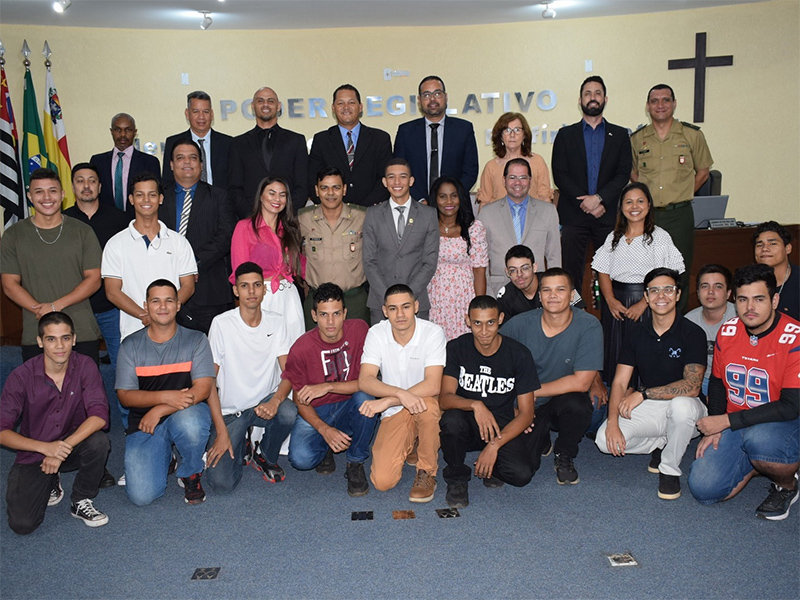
left=282, top=319, right=369, bottom=408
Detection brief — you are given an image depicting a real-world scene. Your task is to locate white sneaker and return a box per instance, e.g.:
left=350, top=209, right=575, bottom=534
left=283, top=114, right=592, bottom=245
left=117, top=473, right=126, bottom=486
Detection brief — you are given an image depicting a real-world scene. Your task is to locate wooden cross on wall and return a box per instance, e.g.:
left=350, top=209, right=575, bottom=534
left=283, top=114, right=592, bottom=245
left=668, top=32, right=733, bottom=123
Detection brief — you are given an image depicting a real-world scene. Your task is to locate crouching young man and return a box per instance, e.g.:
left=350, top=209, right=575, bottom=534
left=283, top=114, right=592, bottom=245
left=1, top=313, right=110, bottom=533
left=439, top=296, right=539, bottom=508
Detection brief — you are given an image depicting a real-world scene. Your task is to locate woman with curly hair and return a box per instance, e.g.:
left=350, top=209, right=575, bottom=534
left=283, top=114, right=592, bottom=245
left=476, top=112, right=552, bottom=208
left=591, top=182, right=684, bottom=383
left=230, top=176, right=306, bottom=343
left=427, top=176, right=488, bottom=340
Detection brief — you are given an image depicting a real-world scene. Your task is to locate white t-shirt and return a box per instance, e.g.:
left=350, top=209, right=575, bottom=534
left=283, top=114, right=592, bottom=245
left=361, top=317, right=447, bottom=418
left=208, top=308, right=291, bottom=414
left=102, top=220, right=197, bottom=340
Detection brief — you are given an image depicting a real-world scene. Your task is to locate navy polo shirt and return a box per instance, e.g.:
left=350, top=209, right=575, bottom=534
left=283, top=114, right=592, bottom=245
left=618, top=315, right=706, bottom=388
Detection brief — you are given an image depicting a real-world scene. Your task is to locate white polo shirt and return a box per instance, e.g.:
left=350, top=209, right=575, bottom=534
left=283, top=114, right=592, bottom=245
left=102, top=220, right=197, bottom=340
left=208, top=308, right=291, bottom=414
left=361, top=317, right=447, bottom=418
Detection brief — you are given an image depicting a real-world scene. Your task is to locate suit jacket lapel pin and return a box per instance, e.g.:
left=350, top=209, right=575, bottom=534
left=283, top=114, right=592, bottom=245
left=408, top=218, right=414, bottom=225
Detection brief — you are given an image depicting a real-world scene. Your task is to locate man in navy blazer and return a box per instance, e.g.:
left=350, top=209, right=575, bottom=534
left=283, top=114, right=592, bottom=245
left=363, top=158, right=439, bottom=324
left=90, top=113, right=160, bottom=217
left=162, top=91, right=232, bottom=191
left=228, top=86, right=308, bottom=219
left=159, top=140, right=236, bottom=334
left=308, top=84, right=392, bottom=207
left=552, top=76, right=632, bottom=292
left=394, top=76, right=478, bottom=203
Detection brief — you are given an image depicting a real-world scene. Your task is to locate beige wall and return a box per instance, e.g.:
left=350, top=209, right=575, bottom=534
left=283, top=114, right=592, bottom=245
left=1, top=0, right=798, bottom=223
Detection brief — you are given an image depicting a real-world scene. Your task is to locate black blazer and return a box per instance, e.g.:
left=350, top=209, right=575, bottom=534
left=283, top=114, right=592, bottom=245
left=162, top=129, right=233, bottom=191
left=227, top=124, right=308, bottom=219
left=159, top=181, right=236, bottom=307
left=90, top=149, right=161, bottom=217
left=308, top=124, right=392, bottom=207
left=552, top=119, right=632, bottom=229
left=393, top=115, right=478, bottom=201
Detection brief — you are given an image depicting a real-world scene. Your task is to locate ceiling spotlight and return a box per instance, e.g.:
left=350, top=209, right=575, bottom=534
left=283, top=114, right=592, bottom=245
left=52, top=0, right=72, bottom=13
left=200, top=11, right=213, bottom=30
left=541, top=1, right=556, bottom=19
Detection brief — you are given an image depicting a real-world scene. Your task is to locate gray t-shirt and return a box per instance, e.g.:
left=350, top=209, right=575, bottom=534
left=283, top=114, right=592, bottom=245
left=685, top=302, right=737, bottom=381
left=0, top=216, right=102, bottom=345
left=502, top=307, right=603, bottom=406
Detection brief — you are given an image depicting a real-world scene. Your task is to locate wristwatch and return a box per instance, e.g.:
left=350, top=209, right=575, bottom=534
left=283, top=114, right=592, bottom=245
left=637, top=385, right=648, bottom=400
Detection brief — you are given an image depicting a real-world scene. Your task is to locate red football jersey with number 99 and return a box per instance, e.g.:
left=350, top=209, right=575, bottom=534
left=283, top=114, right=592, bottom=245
left=712, top=314, right=800, bottom=413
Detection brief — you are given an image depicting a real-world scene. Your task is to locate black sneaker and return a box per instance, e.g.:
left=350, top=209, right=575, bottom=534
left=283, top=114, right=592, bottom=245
left=541, top=440, right=553, bottom=457
left=658, top=473, right=681, bottom=500
left=445, top=481, right=469, bottom=508
left=243, top=436, right=253, bottom=466
left=99, top=468, right=116, bottom=489
left=315, top=448, right=336, bottom=475
left=483, top=475, right=505, bottom=488
left=252, top=452, right=286, bottom=483
left=554, top=453, right=579, bottom=485
left=48, top=474, right=63, bottom=507
left=70, top=498, right=109, bottom=527
left=168, top=453, right=178, bottom=475
left=648, top=447, right=663, bottom=474
left=180, top=473, right=206, bottom=504
left=345, top=462, right=369, bottom=497
left=756, top=481, right=799, bottom=521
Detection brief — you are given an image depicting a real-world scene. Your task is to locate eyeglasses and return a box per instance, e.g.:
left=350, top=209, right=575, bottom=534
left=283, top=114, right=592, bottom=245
left=505, top=175, right=530, bottom=182
left=503, top=127, right=524, bottom=135
left=506, top=264, right=533, bottom=276
left=645, top=285, right=677, bottom=296
left=420, top=90, right=445, bottom=100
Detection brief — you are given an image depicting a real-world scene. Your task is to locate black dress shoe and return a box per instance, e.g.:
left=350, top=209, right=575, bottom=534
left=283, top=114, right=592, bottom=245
left=99, top=468, right=116, bottom=489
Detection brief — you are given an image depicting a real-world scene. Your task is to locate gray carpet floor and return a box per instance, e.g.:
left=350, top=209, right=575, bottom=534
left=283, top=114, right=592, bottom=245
left=1, top=346, right=798, bottom=600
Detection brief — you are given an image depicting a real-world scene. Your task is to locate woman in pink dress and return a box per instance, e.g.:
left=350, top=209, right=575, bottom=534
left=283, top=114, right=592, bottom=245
left=230, top=176, right=306, bottom=343
left=427, top=176, right=488, bottom=340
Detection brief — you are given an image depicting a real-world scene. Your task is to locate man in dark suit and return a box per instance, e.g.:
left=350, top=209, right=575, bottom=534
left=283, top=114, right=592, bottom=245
left=159, top=139, right=236, bottom=334
left=90, top=113, right=160, bottom=216
left=308, top=84, right=392, bottom=207
left=162, top=91, right=232, bottom=191
left=228, top=87, right=308, bottom=218
left=552, top=76, right=632, bottom=293
left=363, top=158, right=439, bottom=323
left=394, top=76, right=478, bottom=203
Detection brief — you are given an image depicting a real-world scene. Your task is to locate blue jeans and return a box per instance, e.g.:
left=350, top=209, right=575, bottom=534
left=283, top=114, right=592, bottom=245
left=124, top=403, right=211, bottom=506
left=204, top=397, right=297, bottom=494
left=95, top=308, right=128, bottom=428
left=288, top=391, right=377, bottom=469
left=688, top=418, right=800, bottom=505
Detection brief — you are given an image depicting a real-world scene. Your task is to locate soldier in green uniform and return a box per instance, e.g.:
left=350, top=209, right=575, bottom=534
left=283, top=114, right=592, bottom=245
left=630, top=84, right=713, bottom=312
left=298, top=166, right=369, bottom=329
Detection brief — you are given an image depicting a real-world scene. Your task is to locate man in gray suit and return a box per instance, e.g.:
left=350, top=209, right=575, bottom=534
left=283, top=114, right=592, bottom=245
left=480, top=158, right=561, bottom=294
left=362, top=158, right=439, bottom=324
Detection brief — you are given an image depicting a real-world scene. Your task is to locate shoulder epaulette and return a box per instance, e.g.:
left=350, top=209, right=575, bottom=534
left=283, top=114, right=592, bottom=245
left=680, top=121, right=701, bottom=131
left=632, top=124, right=647, bottom=134
left=298, top=205, right=315, bottom=216
left=347, top=203, right=367, bottom=213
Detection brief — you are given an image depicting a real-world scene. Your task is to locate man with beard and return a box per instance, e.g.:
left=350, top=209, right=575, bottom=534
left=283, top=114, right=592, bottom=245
left=394, top=76, right=478, bottom=203
left=228, top=87, right=308, bottom=217
left=551, top=76, right=632, bottom=293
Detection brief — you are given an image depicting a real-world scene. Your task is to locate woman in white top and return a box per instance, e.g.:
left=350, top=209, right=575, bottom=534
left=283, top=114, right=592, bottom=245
left=591, top=182, right=685, bottom=383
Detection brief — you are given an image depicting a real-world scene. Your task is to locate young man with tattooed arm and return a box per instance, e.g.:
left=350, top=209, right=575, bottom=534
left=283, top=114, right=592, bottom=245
left=596, top=268, right=707, bottom=500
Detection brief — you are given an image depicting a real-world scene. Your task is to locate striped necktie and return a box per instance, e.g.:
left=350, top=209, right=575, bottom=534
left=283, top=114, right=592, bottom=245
left=512, top=203, right=523, bottom=243
left=178, top=188, right=193, bottom=236
left=346, top=131, right=355, bottom=170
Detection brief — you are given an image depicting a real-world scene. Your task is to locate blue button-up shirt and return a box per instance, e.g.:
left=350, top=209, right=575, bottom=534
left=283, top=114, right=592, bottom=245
left=582, top=118, right=606, bottom=196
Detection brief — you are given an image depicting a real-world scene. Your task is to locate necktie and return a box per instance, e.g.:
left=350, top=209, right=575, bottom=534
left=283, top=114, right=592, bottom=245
left=262, top=128, right=274, bottom=170
left=429, top=123, right=440, bottom=192
left=346, top=131, right=355, bottom=171
left=512, top=203, right=523, bottom=244
left=395, top=205, right=406, bottom=242
left=179, top=188, right=193, bottom=236
left=198, top=138, right=208, bottom=183
left=114, top=151, right=125, bottom=210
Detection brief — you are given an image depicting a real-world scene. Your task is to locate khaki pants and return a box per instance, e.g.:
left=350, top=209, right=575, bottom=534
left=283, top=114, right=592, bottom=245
left=369, top=396, right=441, bottom=491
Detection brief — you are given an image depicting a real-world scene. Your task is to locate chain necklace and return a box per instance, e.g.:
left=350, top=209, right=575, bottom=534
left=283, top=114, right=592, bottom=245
left=777, top=264, right=791, bottom=297
left=32, top=218, right=64, bottom=245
